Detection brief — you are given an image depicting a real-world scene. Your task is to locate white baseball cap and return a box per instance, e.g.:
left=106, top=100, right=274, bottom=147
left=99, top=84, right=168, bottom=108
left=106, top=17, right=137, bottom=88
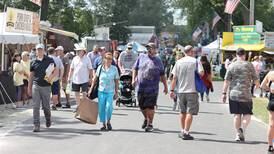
left=35, top=44, right=44, bottom=50
left=55, top=46, right=64, bottom=51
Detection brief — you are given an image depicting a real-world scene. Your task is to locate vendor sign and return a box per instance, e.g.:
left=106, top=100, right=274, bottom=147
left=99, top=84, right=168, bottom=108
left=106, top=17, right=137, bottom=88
left=265, top=32, right=274, bottom=49
left=5, top=7, right=39, bottom=34
left=233, top=25, right=261, bottom=45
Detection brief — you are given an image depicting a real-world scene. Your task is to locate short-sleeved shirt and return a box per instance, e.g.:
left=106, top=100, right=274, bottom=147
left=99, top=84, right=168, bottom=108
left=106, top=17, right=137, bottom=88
left=96, top=65, right=119, bottom=93
left=225, top=60, right=258, bottom=102
left=172, top=56, right=204, bottom=93
left=13, top=62, right=24, bottom=86
left=118, top=51, right=138, bottom=70
left=133, top=54, right=164, bottom=94
left=48, top=55, right=64, bottom=81
left=21, top=60, right=30, bottom=80
left=30, top=56, right=56, bottom=87
left=87, top=51, right=100, bottom=66
left=70, top=55, right=92, bottom=84
left=93, top=56, right=116, bottom=70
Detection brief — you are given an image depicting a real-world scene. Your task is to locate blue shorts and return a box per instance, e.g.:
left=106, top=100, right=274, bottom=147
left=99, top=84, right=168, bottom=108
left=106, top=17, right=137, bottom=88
left=51, top=80, right=60, bottom=95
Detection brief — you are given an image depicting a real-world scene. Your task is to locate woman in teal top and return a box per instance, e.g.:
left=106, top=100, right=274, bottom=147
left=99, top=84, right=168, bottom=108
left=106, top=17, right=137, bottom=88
left=90, top=52, right=119, bottom=131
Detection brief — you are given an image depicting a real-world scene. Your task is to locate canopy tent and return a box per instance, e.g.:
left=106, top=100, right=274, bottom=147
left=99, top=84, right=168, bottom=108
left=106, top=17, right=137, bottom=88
left=131, top=41, right=147, bottom=53
left=0, top=13, right=40, bottom=71
left=117, top=41, right=147, bottom=53
left=0, top=13, right=39, bottom=44
left=263, top=51, right=274, bottom=55
left=129, top=33, right=154, bottom=45
left=203, top=38, right=222, bottom=50
left=40, top=26, right=79, bottom=40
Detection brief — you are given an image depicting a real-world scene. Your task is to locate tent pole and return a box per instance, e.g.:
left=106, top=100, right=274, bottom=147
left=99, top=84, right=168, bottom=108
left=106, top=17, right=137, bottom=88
left=1, top=43, right=4, bottom=71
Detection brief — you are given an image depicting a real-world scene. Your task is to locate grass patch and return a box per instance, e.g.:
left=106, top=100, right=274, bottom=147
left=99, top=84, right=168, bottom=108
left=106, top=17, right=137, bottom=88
left=253, top=97, right=268, bottom=123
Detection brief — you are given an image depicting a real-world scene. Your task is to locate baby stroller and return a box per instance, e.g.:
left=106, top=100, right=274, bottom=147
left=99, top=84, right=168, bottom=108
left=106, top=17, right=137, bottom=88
left=116, top=70, right=137, bottom=107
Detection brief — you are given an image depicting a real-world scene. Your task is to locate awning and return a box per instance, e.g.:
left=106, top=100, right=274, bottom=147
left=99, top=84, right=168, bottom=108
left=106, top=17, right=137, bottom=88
left=263, top=51, right=274, bottom=55
left=129, top=33, right=154, bottom=45
left=40, top=27, right=79, bottom=40
left=0, top=13, right=39, bottom=44
left=221, top=43, right=265, bottom=51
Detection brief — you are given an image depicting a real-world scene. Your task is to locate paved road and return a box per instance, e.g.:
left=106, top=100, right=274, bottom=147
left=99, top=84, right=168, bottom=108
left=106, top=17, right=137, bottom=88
left=0, top=82, right=268, bottom=154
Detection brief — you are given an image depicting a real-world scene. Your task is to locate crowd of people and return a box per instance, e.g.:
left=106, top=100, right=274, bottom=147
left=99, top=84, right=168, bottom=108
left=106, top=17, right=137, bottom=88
left=10, top=42, right=274, bottom=153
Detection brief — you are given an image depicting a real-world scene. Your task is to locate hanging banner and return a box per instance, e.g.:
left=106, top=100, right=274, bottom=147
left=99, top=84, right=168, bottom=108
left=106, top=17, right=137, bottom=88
left=30, top=0, right=42, bottom=6
left=265, top=32, right=274, bottom=50
left=5, top=7, right=39, bottom=34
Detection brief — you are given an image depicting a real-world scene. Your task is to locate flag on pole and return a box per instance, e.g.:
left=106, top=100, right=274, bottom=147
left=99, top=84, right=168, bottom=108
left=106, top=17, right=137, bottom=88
left=30, top=0, right=42, bottom=6
left=192, top=27, right=202, bottom=41
left=212, top=12, right=221, bottom=30
left=224, top=0, right=240, bottom=14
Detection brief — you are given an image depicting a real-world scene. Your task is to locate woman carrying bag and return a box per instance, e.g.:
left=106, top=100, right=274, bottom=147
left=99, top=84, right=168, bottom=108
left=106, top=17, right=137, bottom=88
left=89, top=52, right=119, bottom=131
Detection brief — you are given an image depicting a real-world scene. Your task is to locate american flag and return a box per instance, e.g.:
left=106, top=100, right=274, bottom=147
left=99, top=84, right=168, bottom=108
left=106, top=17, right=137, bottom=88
left=30, top=0, right=41, bottom=6
left=224, top=0, right=240, bottom=14
left=212, top=12, right=221, bottom=30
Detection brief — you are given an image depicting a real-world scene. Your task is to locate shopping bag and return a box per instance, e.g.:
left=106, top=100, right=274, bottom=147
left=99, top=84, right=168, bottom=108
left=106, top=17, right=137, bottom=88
left=75, top=97, right=98, bottom=124
left=195, top=71, right=207, bottom=93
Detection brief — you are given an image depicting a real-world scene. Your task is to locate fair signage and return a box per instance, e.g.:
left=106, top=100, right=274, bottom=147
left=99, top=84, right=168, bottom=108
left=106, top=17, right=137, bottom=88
left=5, top=7, right=38, bottom=34
left=265, top=32, right=274, bottom=49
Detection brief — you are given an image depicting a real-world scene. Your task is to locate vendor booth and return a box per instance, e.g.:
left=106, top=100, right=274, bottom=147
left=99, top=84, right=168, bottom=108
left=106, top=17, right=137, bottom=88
left=0, top=9, right=40, bottom=105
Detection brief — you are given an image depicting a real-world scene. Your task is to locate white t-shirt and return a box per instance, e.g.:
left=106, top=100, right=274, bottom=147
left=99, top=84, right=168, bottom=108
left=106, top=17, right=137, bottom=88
left=48, top=55, right=64, bottom=81
left=171, top=56, right=204, bottom=93
left=70, top=55, right=92, bottom=84
left=118, top=50, right=138, bottom=71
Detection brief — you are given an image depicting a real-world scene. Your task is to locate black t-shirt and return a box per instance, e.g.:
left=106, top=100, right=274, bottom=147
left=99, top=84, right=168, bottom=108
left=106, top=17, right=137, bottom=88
left=30, top=56, right=56, bottom=87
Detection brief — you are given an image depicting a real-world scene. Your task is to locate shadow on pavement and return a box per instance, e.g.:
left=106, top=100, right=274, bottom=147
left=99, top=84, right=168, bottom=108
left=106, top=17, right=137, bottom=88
left=198, top=111, right=224, bottom=115
left=195, top=138, right=267, bottom=145
left=7, top=126, right=102, bottom=140
left=191, top=131, right=216, bottom=136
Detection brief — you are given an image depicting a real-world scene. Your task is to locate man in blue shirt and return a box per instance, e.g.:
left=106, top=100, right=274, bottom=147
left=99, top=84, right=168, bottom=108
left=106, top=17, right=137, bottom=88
left=132, top=43, right=168, bottom=132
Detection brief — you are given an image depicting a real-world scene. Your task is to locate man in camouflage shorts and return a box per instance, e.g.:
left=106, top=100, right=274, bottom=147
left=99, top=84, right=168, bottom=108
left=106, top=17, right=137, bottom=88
left=222, top=48, right=260, bottom=142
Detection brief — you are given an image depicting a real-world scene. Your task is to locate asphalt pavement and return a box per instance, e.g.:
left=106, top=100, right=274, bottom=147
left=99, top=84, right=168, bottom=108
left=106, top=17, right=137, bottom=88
left=0, top=82, right=268, bottom=154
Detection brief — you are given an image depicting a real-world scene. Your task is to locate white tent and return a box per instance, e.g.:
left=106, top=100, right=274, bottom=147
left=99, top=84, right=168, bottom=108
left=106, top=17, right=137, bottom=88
left=0, top=13, right=39, bottom=70
left=202, top=38, right=222, bottom=55
left=0, top=13, right=39, bottom=44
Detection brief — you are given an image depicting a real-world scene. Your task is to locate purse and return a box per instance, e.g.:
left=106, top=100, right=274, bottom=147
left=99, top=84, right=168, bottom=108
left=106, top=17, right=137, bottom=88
left=88, top=65, right=103, bottom=100
left=75, top=97, right=98, bottom=124
left=195, top=61, right=207, bottom=93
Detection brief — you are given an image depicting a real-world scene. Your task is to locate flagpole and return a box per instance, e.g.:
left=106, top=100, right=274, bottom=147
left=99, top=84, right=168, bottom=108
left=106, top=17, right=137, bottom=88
left=250, top=0, right=255, bottom=25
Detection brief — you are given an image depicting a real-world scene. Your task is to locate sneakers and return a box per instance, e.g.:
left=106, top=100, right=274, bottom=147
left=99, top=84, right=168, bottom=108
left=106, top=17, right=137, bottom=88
left=56, top=103, right=62, bottom=108
left=107, top=123, right=112, bottom=131
left=51, top=106, right=57, bottom=111
left=62, top=103, right=71, bottom=108
left=145, top=124, right=154, bottom=132
left=100, top=126, right=107, bottom=131
left=206, top=96, right=210, bottom=102
left=142, top=120, right=147, bottom=129
left=268, top=146, right=274, bottom=154
left=33, top=125, right=40, bottom=132
left=178, top=132, right=194, bottom=140
left=235, top=128, right=245, bottom=142
left=46, top=120, right=51, bottom=128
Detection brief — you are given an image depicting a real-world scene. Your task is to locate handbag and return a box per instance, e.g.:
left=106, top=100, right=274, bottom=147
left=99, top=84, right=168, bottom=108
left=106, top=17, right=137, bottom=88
left=75, top=97, right=98, bottom=124
left=195, top=61, right=207, bottom=93
left=88, top=65, right=103, bottom=100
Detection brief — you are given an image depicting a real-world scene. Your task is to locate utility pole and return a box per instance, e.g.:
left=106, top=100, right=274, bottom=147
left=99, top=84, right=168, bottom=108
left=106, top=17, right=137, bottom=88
left=250, top=0, right=255, bottom=25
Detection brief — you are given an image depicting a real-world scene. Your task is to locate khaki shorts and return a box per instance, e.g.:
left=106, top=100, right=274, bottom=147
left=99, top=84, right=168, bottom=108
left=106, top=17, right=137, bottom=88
left=177, top=93, right=199, bottom=115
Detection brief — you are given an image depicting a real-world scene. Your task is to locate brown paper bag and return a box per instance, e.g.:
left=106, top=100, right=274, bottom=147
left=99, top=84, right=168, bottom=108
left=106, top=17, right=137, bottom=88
left=75, top=97, right=98, bottom=124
